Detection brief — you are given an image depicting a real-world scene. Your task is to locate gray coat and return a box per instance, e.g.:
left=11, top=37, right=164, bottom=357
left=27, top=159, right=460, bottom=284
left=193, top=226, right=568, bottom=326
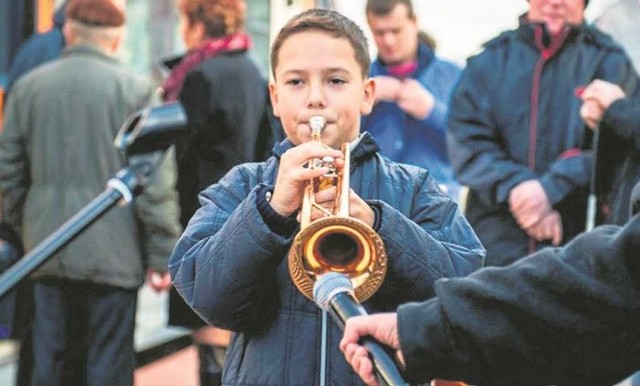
left=0, top=44, right=181, bottom=288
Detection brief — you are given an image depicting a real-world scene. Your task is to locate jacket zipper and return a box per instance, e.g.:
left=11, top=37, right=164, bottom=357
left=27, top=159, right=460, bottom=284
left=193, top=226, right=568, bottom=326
left=528, top=25, right=569, bottom=253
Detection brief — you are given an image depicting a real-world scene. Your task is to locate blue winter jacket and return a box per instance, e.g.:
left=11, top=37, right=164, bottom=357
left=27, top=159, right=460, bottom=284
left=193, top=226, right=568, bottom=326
left=6, top=4, right=66, bottom=94
left=169, top=133, right=484, bottom=386
left=361, top=43, right=462, bottom=200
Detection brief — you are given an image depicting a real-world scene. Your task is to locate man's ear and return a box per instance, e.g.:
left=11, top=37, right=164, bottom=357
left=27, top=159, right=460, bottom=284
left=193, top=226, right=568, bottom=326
left=268, top=82, right=280, bottom=117
left=62, top=23, right=75, bottom=45
left=110, top=30, right=124, bottom=54
left=193, top=21, right=206, bottom=44
left=360, top=77, right=376, bottom=115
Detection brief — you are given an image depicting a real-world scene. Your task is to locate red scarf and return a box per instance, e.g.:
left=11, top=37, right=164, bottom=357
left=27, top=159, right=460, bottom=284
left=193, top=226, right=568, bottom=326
left=387, top=60, right=418, bottom=78
left=162, top=33, right=252, bottom=102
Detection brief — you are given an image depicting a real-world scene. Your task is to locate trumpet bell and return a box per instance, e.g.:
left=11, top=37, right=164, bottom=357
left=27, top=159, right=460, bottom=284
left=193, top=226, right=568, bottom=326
left=288, top=216, right=387, bottom=302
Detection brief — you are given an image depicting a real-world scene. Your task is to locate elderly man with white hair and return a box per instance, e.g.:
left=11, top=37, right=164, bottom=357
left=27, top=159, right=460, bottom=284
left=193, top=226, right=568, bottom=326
left=0, top=0, right=181, bottom=385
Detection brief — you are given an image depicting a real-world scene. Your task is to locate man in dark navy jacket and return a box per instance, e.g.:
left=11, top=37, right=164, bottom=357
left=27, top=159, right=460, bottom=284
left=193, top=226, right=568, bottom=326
left=447, top=0, right=639, bottom=267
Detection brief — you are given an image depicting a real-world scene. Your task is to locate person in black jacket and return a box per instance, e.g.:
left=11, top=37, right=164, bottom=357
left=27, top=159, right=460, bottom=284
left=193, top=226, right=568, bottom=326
left=341, top=178, right=640, bottom=386
left=579, top=79, right=640, bottom=225
left=447, top=0, right=639, bottom=267
left=161, top=1, right=274, bottom=384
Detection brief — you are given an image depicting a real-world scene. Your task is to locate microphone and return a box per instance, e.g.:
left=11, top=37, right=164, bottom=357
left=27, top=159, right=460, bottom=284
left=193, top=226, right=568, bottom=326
left=114, top=101, right=187, bottom=156
left=313, top=272, right=409, bottom=386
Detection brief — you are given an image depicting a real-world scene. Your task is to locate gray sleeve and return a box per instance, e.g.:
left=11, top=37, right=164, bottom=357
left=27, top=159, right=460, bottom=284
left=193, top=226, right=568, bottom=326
left=134, top=147, right=182, bottom=272
left=0, top=93, right=30, bottom=230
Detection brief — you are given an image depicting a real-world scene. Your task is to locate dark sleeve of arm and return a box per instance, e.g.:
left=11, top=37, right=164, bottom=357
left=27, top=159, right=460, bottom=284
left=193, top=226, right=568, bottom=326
left=447, top=57, right=536, bottom=204
left=538, top=151, right=593, bottom=205
left=396, top=215, right=640, bottom=386
left=539, top=52, right=640, bottom=205
left=370, top=171, right=485, bottom=309
left=594, top=48, right=640, bottom=151
left=602, top=98, right=640, bottom=150
left=168, top=171, right=290, bottom=331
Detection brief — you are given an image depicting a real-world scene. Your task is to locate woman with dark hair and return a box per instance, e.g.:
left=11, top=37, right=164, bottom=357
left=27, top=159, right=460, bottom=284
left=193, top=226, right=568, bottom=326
left=162, top=1, right=273, bottom=385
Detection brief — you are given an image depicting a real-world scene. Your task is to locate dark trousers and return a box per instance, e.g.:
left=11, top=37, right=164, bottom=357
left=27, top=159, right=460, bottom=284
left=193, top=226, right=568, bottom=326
left=30, top=279, right=137, bottom=386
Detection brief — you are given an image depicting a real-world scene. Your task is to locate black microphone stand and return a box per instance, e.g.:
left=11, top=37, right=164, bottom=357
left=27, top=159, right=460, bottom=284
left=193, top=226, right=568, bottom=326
left=0, top=102, right=186, bottom=299
left=585, top=125, right=600, bottom=231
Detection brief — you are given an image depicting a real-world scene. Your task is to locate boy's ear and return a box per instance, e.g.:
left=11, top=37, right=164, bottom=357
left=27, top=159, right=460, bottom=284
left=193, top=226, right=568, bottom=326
left=360, top=77, right=376, bottom=115
left=268, top=82, right=281, bottom=117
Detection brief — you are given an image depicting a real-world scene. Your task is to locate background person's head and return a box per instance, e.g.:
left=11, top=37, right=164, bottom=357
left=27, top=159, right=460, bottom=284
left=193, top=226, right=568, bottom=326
left=63, top=0, right=126, bottom=54
left=268, top=9, right=375, bottom=148
left=365, top=0, right=419, bottom=66
left=176, top=0, right=246, bottom=49
left=527, top=0, right=587, bottom=35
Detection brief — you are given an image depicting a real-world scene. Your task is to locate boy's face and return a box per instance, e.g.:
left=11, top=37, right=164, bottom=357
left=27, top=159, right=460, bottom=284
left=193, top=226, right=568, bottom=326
left=269, top=31, right=375, bottom=149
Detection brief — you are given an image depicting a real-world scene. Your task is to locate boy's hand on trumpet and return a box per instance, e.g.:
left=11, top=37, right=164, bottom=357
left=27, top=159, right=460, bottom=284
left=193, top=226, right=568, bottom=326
left=270, top=141, right=343, bottom=217
left=310, top=186, right=376, bottom=227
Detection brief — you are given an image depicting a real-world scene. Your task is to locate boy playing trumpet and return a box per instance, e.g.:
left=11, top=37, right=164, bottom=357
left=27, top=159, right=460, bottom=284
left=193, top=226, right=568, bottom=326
left=169, top=8, right=484, bottom=385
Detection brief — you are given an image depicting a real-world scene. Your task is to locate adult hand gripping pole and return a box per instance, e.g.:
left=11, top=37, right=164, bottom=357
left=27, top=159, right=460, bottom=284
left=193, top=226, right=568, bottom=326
left=314, top=272, right=409, bottom=386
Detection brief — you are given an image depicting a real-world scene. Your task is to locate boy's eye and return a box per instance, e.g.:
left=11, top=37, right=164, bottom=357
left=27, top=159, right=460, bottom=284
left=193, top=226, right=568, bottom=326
left=329, top=78, right=346, bottom=85
left=285, top=79, right=302, bottom=86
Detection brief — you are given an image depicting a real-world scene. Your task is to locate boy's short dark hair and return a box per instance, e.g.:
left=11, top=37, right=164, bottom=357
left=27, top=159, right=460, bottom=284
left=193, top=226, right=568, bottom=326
left=365, top=0, right=415, bottom=19
left=270, top=8, right=370, bottom=78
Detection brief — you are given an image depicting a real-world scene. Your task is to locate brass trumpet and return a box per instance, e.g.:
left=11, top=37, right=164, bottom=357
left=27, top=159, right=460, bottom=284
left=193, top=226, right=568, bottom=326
left=287, top=116, right=387, bottom=302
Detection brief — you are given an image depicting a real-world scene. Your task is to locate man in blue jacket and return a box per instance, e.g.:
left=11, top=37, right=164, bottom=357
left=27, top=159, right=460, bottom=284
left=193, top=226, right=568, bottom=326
left=361, top=0, right=462, bottom=201
left=448, top=0, right=639, bottom=266
left=6, top=2, right=67, bottom=95
left=169, top=8, right=484, bottom=386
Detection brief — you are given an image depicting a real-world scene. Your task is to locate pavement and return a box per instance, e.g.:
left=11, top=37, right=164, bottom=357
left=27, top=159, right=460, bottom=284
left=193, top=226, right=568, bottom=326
left=135, top=345, right=198, bottom=386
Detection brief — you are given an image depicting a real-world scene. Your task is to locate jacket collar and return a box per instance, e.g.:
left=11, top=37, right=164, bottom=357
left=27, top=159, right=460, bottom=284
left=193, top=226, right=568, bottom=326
left=273, top=132, right=381, bottom=165
left=517, top=14, right=585, bottom=51
left=62, top=44, right=119, bottom=64
left=415, top=42, right=436, bottom=72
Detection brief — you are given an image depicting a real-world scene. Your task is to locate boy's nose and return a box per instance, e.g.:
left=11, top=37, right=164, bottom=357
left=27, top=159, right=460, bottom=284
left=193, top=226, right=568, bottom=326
left=306, top=84, right=327, bottom=109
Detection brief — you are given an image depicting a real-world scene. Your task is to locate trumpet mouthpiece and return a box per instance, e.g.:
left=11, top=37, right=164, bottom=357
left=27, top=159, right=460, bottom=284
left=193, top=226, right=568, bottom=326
left=309, top=116, right=326, bottom=134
